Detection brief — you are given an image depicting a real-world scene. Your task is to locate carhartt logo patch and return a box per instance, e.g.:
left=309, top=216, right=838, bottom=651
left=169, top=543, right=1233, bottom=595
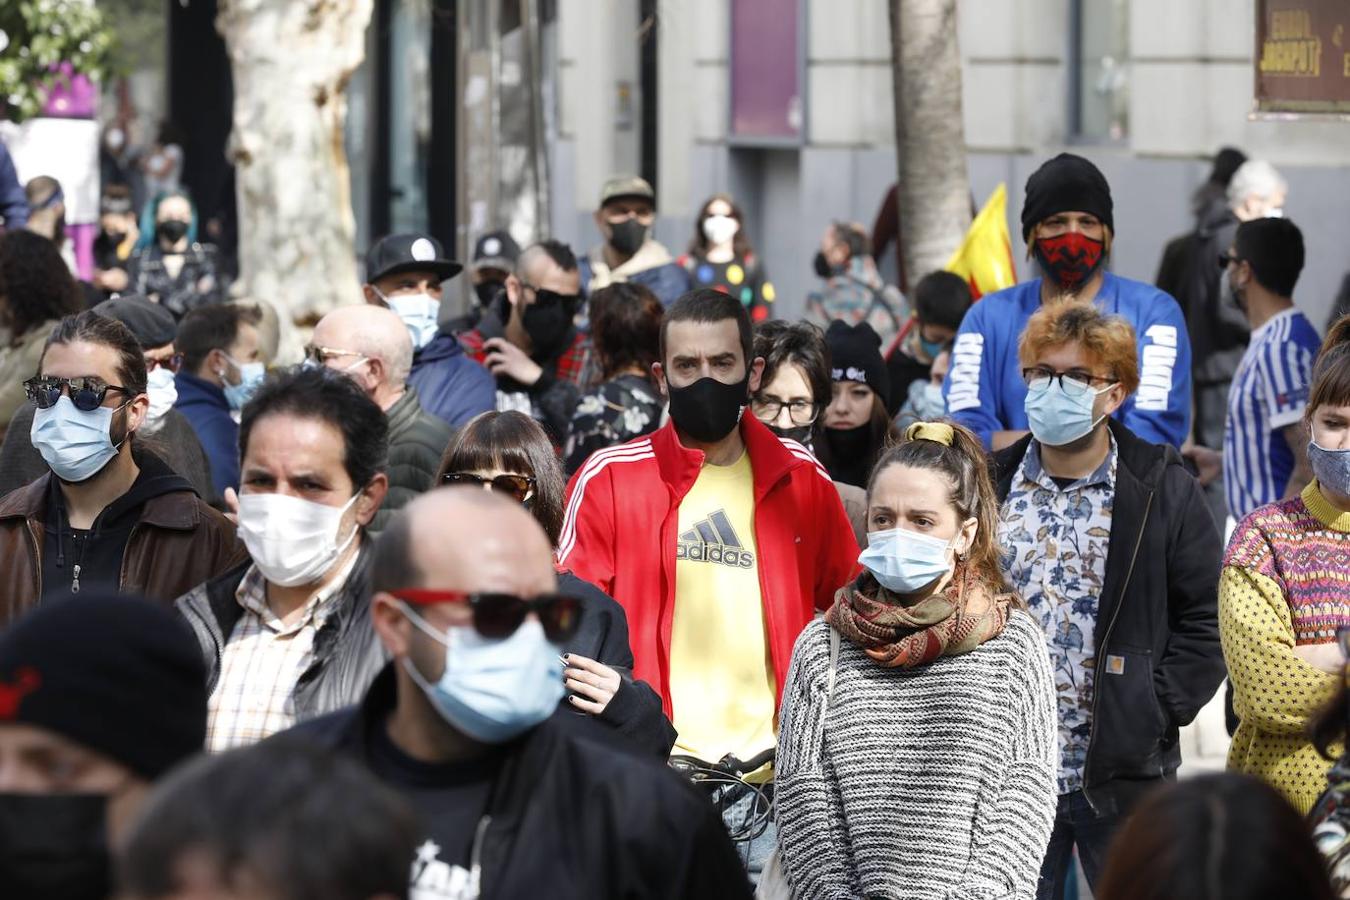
left=1105, top=655, right=1125, bottom=675
left=677, top=510, right=755, bottom=569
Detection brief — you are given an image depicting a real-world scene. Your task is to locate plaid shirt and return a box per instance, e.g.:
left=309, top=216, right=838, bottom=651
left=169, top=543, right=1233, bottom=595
left=205, top=552, right=360, bottom=752
left=459, top=328, right=594, bottom=388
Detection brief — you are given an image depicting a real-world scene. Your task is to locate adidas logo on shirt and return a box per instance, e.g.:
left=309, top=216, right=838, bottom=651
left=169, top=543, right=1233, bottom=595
left=677, top=510, right=755, bottom=569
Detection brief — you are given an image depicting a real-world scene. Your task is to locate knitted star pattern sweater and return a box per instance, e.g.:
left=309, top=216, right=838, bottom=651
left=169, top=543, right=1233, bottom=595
left=1220, top=481, right=1350, bottom=814
left=774, top=612, right=1058, bottom=900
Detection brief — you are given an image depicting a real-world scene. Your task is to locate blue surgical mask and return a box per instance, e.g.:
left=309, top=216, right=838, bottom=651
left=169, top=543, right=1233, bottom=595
left=908, top=380, right=947, bottom=422
left=221, top=356, right=265, bottom=411
left=859, top=527, right=954, bottom=594
left=1309, top=441, right=1350, bottom=497
left=381, top=289, right=440, bottom=351
left=30, top=395, right=127, bottom=483
left=400, top=605, right=564, bottom=744
left=1024, top=378, right=1114, bottom=447
left=919, top=335, right=947, bottom=360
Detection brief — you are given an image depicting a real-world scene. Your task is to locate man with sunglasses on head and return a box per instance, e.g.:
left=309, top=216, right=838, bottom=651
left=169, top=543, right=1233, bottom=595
left=308, top=304, right=454, bottom=536
left=0, top=294, right=214, bottom=501
left=0, top=311, right=243, bottom=620
left=280, top=487, right=750, bottom=899
left=459, top=240, right=594, bottom=444
left=363, top=232, right=496, bottom=429
left=175, top=367, right=391, bottom=751
left=989, top=300, right=1223, bottom=899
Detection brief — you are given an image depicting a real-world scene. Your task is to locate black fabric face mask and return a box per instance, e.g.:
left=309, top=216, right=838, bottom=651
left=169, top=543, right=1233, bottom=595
left=813, top=251, right=834, bottom=279
left=0, top=792, right=112, bottom=900
left=767, top=423, right=814, bottom=446
left=522, top=291, right=578, bottom=358
left=103, top=230, right=127, bottom=246
left=668, top=375, right=749, bottom=444
left=156, top=219, right=188, bottom=246
left=607, top=219, right=648, bottom=256
left=474, top=280, right=504, bottom=308
left=824, top=422, right=875, bottom=462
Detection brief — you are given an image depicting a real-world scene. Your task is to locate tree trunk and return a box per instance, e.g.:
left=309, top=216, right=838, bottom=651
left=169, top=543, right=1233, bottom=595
left=889, top=0, right=972, bottom=283
left=217, top=0, right=372, bottom=330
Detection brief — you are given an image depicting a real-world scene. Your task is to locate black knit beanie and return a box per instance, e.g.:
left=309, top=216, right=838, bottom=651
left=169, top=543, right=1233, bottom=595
left=1021, top=153, right=1114, bottom=240
left=825, top=320, right=889, bottom=407
left=0, top=592, right=207, bottom=780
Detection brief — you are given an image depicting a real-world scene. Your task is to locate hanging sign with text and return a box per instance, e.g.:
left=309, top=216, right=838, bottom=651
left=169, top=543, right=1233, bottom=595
left=1255, top=0, right=1350, bottom=115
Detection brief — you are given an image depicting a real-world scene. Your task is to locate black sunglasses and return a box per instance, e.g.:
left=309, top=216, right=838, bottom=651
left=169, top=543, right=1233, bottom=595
left=1217, top=252, right=1240, bottom=270
left=144, top=353, right=184, bottom=374
left=522, top=285, right=581, bottom=309
left=442, top=472, right=536, bottom=503
left=24, top=376, right=133, bottom=412
left=393, top=589, right=582, bottom=643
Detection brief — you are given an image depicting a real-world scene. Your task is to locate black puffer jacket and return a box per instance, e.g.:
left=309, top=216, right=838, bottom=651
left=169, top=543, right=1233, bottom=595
left=369, top=387, right=455, bottom=536
left=992, top=420, right=1226, bottom=816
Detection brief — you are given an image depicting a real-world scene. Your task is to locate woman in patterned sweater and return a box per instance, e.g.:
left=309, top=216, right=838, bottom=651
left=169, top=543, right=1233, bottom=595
left=774, top=421, right=1058, bottom=899
left=1221, top=316, right=1350, bottom=814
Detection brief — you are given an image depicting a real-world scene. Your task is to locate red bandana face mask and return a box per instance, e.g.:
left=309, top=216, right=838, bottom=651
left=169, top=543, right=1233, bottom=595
left=1034, top=232, right=1104, bottom=291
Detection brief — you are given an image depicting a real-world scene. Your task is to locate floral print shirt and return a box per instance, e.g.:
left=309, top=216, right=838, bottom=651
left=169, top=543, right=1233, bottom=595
left=564, top=373, right=664, bottom=475
left=998, top=436, right=1117, bottom=794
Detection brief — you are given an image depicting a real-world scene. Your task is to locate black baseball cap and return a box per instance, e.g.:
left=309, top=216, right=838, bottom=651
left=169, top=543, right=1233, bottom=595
left=94, top=294, right=177, bottom=348
left=471, top=230, right=521, bottom=272
left=365, top=233, right=463, bottom=284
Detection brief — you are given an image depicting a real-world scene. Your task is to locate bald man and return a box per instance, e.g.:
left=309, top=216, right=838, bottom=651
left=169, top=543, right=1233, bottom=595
left=279, top=489, right=750, bottom=899
left=310, top=305, right=455, bottom=535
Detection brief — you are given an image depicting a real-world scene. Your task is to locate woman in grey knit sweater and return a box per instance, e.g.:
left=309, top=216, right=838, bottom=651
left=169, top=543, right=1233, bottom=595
left=774, top=421, right=1058, bottom=899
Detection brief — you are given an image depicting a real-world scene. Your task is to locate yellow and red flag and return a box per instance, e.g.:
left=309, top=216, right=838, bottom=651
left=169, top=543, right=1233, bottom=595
left=945, top=183, right=1016, bottom=300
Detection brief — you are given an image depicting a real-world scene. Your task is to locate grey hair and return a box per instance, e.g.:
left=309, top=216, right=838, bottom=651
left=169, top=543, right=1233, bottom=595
left=1227, top=160, right=1288, bottom=208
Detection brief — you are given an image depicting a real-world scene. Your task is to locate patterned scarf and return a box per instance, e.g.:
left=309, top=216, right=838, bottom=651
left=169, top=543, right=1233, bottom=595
left=826, top=565, right=1013, bottom=668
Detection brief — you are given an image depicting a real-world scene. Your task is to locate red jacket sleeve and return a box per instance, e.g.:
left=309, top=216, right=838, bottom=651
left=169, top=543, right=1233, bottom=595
left=812, top=477, right=861, bottom=611
left=558, top=461, right=618, bottom=595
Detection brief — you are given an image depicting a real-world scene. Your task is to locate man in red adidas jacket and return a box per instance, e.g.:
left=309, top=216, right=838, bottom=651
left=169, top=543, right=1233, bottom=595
left=559, top=289, right=859, bottom=780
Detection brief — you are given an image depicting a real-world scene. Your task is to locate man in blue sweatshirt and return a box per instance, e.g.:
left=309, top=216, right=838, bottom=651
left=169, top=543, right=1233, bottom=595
left=944, top=153, right=1192, bottom=450
left=362, top=233, right=496, bottom=428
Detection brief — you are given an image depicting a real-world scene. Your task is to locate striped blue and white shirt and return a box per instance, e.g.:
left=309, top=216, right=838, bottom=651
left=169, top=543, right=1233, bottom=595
left=1223, top=308, right=1321, bottom=520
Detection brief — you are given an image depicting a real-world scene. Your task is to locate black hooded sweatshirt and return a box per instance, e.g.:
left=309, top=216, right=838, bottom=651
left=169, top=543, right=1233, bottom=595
left=41, top=452, right=195, bottom=598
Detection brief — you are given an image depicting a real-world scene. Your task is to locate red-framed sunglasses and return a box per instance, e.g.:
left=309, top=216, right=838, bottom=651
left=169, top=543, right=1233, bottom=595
left=391, top=589, right=582, bottom=643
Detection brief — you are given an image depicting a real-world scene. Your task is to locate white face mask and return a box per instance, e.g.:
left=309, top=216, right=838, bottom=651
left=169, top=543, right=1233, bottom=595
left=377, top=288, right=440, bottom=351
left=236, top=491, right=361, bottom=587
left=141, top=366, right=178, bottom=434
left=702, top=214, right=739, bottom=247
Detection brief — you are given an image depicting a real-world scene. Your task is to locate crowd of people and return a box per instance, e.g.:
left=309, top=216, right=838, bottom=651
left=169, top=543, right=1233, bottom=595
left=0, top=141, right=1348, bottom=900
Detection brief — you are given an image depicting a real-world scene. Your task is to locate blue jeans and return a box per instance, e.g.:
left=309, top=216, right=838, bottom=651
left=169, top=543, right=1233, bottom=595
left=1036, top=790, right=1122, bottom=900
left=716, top=782, right=777, bottom=883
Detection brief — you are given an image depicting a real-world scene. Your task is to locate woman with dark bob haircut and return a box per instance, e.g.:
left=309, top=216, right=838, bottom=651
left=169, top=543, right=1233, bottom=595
left=436, top=410, right=674, bottom=757
left=1096, top=773, right=1335, bottom=900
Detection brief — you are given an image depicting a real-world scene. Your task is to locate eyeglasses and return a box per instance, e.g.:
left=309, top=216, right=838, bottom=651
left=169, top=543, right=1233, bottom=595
left=23, top=376, right=133, bottom=411
left=442, top=472, right=536, bottom=503
left=303, top=344, right=365, bottom=366
left=144, top=353, right=184, bottom=373
left=1217, top=252, right=1240, bottom=270
left=750, top=396, right=821, bottom=426
left=520, top=285, right=582, bottom=311
left=391, top=589, right=582, bottom=643
left=1021, top=367, right=1117, bottom=396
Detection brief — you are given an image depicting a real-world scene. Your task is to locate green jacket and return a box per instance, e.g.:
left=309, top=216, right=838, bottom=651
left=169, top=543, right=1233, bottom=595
left=369, top=386, right=455, bottom=536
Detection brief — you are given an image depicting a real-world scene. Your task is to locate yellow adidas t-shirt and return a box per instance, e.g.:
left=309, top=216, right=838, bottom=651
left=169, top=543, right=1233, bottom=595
left=668, top=452, right=777, bottom=764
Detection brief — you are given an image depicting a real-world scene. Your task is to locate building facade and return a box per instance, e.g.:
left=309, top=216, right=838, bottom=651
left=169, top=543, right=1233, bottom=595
left=551, top=0, right=1350, bottom=326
